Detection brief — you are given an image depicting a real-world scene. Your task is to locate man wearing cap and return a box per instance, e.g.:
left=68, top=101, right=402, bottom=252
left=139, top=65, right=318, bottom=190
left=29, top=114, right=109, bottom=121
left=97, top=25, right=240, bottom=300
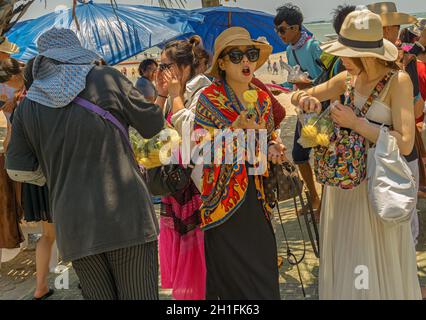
left=368, top=2, right=424, bottom=250
left=5, top=28, right=164, bottom=300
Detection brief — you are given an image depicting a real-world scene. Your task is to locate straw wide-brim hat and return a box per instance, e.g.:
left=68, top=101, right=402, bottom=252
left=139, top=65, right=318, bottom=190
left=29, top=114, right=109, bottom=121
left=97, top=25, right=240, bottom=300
left=320, top=10, right=398, bottom=61
left=367, top=2, right=417, bottom=26
left=206, top=27, right=273, bottom=79
left=0, top=37, right=19, bottom=55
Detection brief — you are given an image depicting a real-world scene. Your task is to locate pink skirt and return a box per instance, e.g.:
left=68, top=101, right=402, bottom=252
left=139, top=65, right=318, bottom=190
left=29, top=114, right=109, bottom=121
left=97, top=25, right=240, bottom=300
left=159, top=185, right=206, bottom=300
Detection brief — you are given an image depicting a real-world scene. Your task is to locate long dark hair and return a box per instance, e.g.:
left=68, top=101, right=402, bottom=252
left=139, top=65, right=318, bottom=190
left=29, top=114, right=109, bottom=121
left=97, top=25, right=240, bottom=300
left=162, top=35, right=209, bottom=79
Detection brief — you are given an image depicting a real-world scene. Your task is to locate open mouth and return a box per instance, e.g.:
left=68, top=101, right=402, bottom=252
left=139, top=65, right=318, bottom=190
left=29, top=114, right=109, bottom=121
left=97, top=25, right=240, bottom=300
left=242, top=66, right=251, bottom=76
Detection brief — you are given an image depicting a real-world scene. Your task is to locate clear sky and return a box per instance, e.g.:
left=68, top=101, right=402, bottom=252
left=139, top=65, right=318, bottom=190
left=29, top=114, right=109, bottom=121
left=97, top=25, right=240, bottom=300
left=22, top=0, right=426, bottom=22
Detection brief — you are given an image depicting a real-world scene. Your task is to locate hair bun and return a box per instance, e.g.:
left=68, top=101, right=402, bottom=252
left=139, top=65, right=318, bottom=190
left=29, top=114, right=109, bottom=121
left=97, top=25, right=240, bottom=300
left=189, top=35, right=203, bottom=49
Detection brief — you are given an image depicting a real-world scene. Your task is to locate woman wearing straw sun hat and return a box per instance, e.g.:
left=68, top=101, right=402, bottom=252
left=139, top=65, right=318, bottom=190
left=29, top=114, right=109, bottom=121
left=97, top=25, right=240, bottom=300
left=291, top=9, right=422, bottom=299
left=194, top=27, right=284, bottom=300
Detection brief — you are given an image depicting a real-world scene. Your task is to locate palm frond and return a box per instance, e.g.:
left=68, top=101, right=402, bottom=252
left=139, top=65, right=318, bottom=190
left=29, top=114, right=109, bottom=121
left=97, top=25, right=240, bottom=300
left=1, top=0, right=34, bottom=36
left=0, top=0, right=190, bottom=38
left=156, top=0, right=187, bottom=8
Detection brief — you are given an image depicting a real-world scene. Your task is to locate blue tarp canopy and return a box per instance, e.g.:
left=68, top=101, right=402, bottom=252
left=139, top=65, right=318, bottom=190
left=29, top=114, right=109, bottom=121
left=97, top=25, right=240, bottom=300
left=162, top=6, right=312, bottom=55
left=188, top=6, right=293, bottom=54
left=7, top=3, right=312, bottom=64
left=6, top=2, right=203, bottom=64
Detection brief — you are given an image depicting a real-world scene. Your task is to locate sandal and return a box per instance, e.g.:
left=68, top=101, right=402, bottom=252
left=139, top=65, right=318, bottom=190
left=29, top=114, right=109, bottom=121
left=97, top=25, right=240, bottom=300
left=32, top=288, right=54, bottom=300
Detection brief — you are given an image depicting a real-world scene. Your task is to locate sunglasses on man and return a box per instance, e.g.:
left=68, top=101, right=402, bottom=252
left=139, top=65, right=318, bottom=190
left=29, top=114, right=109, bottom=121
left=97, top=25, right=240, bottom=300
left=274, top=25, right=297, bottom=35
left=221, top=48, right=260, bottom=64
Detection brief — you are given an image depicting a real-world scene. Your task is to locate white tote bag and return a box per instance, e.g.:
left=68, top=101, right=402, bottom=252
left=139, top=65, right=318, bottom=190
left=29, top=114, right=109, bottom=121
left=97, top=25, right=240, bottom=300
left=367, top=126, right=416, bottom=223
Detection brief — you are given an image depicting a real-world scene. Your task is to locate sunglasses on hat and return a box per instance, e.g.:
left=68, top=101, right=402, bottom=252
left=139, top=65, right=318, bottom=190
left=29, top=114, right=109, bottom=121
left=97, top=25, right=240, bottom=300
left=221, top=48, right=260, bottom=64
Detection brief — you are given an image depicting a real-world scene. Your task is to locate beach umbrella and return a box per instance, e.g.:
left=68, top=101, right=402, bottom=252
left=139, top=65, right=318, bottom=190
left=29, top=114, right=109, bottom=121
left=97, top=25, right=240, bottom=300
left=183, top=6, right=313, bottom=54
left=6, top=1, right=204, bottom=64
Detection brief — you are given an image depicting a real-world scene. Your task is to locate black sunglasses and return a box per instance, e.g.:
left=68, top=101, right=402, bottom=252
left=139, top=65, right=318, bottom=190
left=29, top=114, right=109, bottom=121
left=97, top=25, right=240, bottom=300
left=159, top=62, right=174, bottom=71
left=222, top=48, right=260, bottom=64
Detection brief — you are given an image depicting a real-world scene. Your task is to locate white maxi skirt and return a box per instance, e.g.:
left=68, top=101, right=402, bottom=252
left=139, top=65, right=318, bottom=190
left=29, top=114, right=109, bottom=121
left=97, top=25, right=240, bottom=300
left=319, top=181, right=422, bottom=300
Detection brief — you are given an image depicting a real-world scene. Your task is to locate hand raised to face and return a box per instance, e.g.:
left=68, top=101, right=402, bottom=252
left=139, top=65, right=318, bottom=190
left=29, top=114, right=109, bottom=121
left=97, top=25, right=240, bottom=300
left=164, top=68, right=182, bottom=99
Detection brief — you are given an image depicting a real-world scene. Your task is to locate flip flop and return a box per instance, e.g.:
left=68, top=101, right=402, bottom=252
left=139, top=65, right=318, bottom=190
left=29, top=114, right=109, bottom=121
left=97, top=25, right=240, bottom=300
left=32, top=288, right=54, bottom=300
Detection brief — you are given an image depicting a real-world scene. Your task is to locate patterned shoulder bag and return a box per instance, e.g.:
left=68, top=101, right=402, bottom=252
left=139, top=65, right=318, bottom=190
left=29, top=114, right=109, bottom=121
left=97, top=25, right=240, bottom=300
left=313, top=70, right=396, bottom=189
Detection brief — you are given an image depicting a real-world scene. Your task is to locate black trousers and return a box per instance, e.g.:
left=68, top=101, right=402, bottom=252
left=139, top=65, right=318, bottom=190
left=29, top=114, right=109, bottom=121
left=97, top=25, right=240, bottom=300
left=72, top=241, right=159, bottom=300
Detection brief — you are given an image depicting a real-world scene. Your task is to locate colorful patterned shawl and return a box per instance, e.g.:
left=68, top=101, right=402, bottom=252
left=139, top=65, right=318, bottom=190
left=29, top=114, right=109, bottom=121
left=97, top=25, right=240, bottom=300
left=194, top=80, right=275, bottom=230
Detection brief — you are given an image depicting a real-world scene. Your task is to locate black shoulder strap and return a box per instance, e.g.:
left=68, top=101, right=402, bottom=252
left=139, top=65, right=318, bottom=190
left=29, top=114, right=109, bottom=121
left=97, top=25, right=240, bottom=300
left=291, top=48, right=308, bottom=74
left=348, top=70, right=397, bottom=117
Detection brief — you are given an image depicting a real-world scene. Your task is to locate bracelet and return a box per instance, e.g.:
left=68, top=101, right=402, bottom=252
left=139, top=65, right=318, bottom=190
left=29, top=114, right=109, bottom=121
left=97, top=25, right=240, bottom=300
left=291, top=90, right=306, bottom=105
left=158, top=94, right=168, bottom=99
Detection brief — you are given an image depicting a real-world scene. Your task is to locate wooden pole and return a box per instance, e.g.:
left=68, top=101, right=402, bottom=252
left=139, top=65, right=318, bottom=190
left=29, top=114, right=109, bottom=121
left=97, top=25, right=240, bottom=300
left=201, top=0, right=220, bottom=7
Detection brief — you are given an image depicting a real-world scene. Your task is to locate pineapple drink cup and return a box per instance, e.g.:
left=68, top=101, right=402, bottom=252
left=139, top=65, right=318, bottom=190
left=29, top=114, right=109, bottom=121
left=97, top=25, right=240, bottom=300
left=298, top=112, right=319, bottom=148
left=130, top=128, right=146, bottom=164
left=130, top=127, right=181, bottom=169
left=315, top=117, right=334, bottom=147
left=297, top=105, right=334, bottom=148
left=243, top=90, right=259, bottom=119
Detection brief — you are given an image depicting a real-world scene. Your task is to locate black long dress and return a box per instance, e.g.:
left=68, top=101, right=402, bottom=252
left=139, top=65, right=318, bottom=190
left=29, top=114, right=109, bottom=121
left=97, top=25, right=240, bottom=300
left=9, top=104, right=52, bottom=223
left=204, top=175, right=281, bottom=300
left=22, top=183, right=51, bottom=223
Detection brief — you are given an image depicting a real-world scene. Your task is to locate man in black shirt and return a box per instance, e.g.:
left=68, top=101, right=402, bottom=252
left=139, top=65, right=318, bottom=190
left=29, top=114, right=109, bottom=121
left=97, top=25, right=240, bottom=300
left=5, top=28, right=164, bottom=300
